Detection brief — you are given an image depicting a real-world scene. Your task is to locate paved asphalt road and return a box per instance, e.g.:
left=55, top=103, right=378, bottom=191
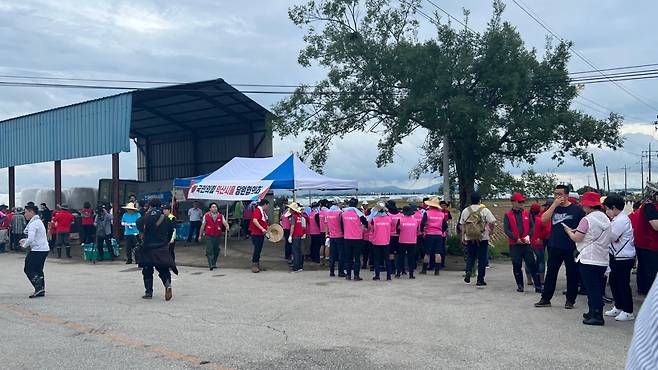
left=0, top=253, right=637, bottom=370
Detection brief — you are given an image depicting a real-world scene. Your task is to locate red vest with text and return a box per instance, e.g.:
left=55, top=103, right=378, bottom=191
left=204, top=213, right=224, bottom=237
left=506, top=210, right=531, bottom=246
left=635, top=204, right=658, bottom=251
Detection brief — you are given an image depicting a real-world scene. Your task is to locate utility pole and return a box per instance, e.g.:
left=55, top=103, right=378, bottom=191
left=624, top=165, right=628, bottom=196
left=641, top=155, right=645, bottom=192
left=442, top=136, right=450, bottom=202
left=591, top=154, right=600, bottom=191
left=606, top=166, right=610, bottom=193
left=650, top=142, right=653, bottom=183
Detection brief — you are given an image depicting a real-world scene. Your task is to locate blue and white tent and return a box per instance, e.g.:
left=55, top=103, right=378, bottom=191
left=174, top=153, right=358, bottom=191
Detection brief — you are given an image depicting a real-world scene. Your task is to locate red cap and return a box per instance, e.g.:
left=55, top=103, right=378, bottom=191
left=568, top=197, right=579, bottom=204
left=510, top=193, right=526, bottom=202
left=530, top=203, right=541, bottom=212
left=580, top=192, right=602, bottom=207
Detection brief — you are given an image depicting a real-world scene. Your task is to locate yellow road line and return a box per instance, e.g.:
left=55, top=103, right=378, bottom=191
left=0, top=303, right=232, bottom=370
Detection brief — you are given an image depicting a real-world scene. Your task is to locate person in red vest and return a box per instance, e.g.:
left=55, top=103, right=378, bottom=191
left=288, top=202, right=307, bottom=273
left=529, top=202, right=551, bottom=285
left=52, top=204, right=75, bottom=259
left=634, top=185, right=658, bottom=295
left=249, top=198, right=270, bottom=273
left=504, top=193, right=542, bottom=293
left=80, top=202, right=95, bottom=244
left=200, top=203, right=229, bottom=271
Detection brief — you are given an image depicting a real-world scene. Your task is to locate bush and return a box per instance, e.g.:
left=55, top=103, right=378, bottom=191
left=490, top=239, right=510, bottom=259
left=446, top=235, right=464, bottom=256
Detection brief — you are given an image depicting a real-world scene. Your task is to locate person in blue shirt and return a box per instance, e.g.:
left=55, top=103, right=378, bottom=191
left=121, top=202, right=141, bottom=264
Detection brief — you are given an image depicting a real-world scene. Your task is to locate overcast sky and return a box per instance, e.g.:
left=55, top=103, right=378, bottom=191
left=1, top=0, right=657, bottom=196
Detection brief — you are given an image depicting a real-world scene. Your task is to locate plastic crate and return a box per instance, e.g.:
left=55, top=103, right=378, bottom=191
left=82, top=241, right=120, bottom=262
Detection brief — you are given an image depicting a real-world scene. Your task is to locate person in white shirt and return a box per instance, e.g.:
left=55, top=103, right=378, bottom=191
left=19, top=205, right=50, bottom=298
left=187, top=202, right=204, bottom=243
left=603, top=195, right=636, bottom=322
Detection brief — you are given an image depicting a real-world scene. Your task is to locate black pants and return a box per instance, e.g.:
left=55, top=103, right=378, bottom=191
left=542, top=247, right=579, bottom=303
left=241, top=219, right=251, bottom=238
left=397, top=243, right=416, bottom=273
left=24, top=251, right=48, bottom=291
left=81, top=225, right=95, bottom=244
left=373, top=246, right=388, bottom=278
left=362, top=241, right=372, bottom=268
left=96, top=235, right=113, bottom=261
left=636, top=248, right=658, bottom=295
left=329, top=238, right=345, bottom=274
left=465, top=240, right=488, bottom=283
left=251, top=235, right=265, bottom=263
left=142, top=266, right=171, bottom=294
left=310, top=234, right=322, bottom=262
left=344, top=239, right=363, bottom=278
left=425, top=235, right=445, bottom=272
left=125, top=235, right=138, bottom=262
left=609, top=256, right=634, bottom=313
left=510, top=244, right=540, bottom=287
left=579, top=264, right=606, bottom=313
left=188, top=221, right=202, bottom=242
left=283, top=229, right=292, bottom=260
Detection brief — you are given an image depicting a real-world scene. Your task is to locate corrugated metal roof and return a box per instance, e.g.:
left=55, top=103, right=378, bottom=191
left=0, top=93, right=132, bottom=168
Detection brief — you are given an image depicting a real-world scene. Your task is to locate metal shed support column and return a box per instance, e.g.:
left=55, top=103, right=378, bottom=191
left=8, top=167, right=15, bottom=209
left=112, top=153, right=120, bottom=239
left=54, top=161, right=62, bottom=206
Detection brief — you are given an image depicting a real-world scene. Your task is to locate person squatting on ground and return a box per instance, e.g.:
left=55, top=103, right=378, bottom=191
left=397, top=205, right=420, bottom=279
left=20, top=205, right=49, bottom=298
left=341, top=198, right=368, bottom=281
left=504, top=193, right=542, bottom=293
left=421, top=197, right=448, bottom=276
left=326, top=201, right=346, bottom=277
left=94, top=205, right=114, bottom=262
left=562, top=192, right=611, bottom=326
left=603, top=195, right=636, bottom=322
left=460, top=192, right=496, bottom=286
left=121, top=202, right=141, bottom=264
left=535, top=185, right=585, bottom=309
left=200, top=202, right=229, bottom=271
left=249, top=198, right=270, bottom=273
left=287, top=202, right=306, bottom=273
left=137, top=198, right=177, bottom=301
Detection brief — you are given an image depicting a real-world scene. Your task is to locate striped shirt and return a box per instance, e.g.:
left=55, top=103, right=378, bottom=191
left=626, top=279, right=658, bottom=369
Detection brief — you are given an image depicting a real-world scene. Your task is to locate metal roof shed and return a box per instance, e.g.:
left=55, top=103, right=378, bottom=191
left=0, top=79, right=273, bottom=236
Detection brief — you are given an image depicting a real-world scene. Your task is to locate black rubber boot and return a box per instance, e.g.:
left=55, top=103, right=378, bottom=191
left=57, top=248, right=62, bottom=258
left=583, top=309, right=605, bottom=326
left=66, top=247, right=72, bottom=258
left=421, top=263, right=428, bottom=275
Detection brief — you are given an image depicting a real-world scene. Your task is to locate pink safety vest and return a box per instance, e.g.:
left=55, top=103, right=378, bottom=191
left=371, top=215, right=392, bottom=246
left=319, top=209, right=329, bottom=233
left=308, top=210, right=321, bottom=235
left=414, top=210, right=424, bottom=236
left=389, top=212, right=402, bottom=236
left=398, top=215, right=419, bottom=244
left=424, top=208, right=446, bottom=236
left=280, top=210, right=291, bottom=230
left=326, top=211, right=344, bottom=238
left=342, top=209, right=363, bottom=240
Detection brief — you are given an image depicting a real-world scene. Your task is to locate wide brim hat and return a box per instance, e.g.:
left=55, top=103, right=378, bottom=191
left=288, top=202, right=303, bottom=214
left=424, top=197, right=442, bottom=208
left=580, top=191, right=602, bottom=207
left=122, top=202, right=139, bottom=211
left=510, top=193, right=526, bottom=202
left=266, top=224, right=284, bottom=243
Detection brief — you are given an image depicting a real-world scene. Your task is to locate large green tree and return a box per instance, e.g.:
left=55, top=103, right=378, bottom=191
left=273, top=0, right=623, bottom=207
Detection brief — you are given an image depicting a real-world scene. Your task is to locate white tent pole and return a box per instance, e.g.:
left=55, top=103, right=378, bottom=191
left=224, top=203, right=229, bottom=257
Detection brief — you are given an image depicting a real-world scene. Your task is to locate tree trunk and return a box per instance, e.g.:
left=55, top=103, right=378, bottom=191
left=453, top=145, right=477, bottom=210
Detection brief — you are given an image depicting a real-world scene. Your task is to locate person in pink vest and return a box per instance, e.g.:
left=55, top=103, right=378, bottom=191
left=308, top=203, right=323, bottom=263
left=420, top=197, right=448, bottom=275
left=397, top=206, right=420, bottom=279
left=319, top=199, right=331, bottom=266
left=386, top=200, right=403, bottom=276
left=370, top=207, right=392, bottom=280
left=279, top=200, right=293, bottom=265
left=326, top=200, right=346, bottom=277
left=414, top=203, right=426, bottom=264
left=504, top=193, right=542, bottom=293
left=362, top=210, right=373, bottom=272
left=341, top=198, right=368, bottom=281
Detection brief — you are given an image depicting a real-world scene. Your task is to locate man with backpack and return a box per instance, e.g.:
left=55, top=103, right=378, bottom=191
left=460, top=192, right=496, bottom=287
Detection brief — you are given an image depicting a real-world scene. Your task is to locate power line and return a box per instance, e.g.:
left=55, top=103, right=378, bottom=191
left=511, top=0, right=658, bottom=112
left=423, top=0, right=472, bottom=31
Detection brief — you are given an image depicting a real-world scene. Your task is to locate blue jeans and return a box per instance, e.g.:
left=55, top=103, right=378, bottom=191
left=292, top=237, right=303, bottom=271
left=329, top=238, right=345, bottom=274
left=251, top=235, right=265, bottom=263
left=534, top=247, right=546, bottom=275
left=465, top=240, right=488, bottom=282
